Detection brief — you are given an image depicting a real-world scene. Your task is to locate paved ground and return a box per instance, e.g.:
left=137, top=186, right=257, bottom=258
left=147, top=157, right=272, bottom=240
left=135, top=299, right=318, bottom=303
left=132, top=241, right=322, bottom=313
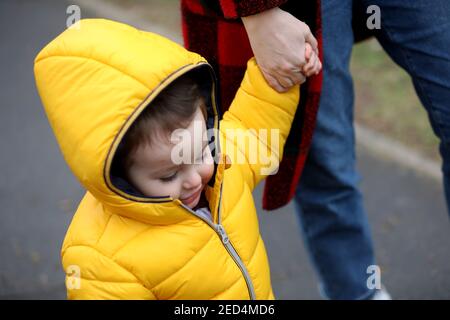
left=0, top=0, right=448, bottom=299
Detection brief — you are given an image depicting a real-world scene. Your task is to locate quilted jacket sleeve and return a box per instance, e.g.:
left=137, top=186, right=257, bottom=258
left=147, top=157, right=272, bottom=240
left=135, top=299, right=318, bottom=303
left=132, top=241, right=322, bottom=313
left=62, top=245, right=156, bottom=300
left=220, top=58, right=300, bottom=190
left=201, top=0, right=288, bottom=19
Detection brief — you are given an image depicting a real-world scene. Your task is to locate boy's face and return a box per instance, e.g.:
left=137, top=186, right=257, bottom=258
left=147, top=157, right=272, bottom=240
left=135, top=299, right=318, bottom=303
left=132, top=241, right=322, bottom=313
left=127, top=108, right=214, bottom=209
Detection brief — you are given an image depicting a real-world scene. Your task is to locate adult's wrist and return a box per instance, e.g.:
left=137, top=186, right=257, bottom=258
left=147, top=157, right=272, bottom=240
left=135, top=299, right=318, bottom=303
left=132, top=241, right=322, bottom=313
left=241, top=7, right=281, bottom=33
left=222, top=0, right=287, bottom=19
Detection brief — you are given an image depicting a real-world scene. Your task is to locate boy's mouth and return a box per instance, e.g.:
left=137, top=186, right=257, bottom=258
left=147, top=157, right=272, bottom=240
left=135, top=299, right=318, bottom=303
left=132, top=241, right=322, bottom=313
left=181, top=186, right=203, bottom=207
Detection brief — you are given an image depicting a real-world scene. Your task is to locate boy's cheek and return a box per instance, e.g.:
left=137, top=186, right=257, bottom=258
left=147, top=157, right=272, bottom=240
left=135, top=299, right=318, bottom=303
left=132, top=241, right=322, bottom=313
left=202, top=163, right=215, bottom=184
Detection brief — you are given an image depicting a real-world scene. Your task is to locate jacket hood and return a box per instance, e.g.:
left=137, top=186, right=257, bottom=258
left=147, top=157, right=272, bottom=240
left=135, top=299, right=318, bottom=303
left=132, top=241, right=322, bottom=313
left=34, top=19, right=220, bottom=224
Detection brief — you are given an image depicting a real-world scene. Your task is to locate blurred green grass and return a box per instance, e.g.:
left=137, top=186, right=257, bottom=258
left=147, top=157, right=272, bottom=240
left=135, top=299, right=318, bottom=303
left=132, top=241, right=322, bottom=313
left=351, top=39, right=440, bottom=161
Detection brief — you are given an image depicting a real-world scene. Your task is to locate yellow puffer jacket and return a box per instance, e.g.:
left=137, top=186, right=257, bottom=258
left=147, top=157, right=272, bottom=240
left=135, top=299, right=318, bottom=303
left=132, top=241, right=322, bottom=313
left=34, top=19, right=299, bottom=300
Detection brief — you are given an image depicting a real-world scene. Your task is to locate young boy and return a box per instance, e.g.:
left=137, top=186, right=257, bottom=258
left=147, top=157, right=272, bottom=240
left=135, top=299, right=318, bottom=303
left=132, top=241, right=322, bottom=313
left=34, top=19, right=320, bottom=299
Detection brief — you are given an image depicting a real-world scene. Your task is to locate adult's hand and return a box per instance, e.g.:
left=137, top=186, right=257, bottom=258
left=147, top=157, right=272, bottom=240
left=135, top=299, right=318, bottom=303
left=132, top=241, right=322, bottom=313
left=242, top=7, right=319, bottom=92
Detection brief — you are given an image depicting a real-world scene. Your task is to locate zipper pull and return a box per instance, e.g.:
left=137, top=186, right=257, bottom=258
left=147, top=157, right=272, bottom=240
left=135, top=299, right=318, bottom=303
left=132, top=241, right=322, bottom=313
left=217, top=224, right=229, bottom=245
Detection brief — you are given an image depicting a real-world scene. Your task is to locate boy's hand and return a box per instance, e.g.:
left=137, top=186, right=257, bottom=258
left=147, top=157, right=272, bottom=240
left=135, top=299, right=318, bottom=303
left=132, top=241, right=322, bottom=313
left=302, top=42, right=322, bottom=77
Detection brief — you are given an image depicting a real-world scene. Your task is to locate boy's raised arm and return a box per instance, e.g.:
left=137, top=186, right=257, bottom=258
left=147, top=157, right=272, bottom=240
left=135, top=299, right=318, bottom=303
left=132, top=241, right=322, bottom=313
left=220, top=58, right=300, bottom=190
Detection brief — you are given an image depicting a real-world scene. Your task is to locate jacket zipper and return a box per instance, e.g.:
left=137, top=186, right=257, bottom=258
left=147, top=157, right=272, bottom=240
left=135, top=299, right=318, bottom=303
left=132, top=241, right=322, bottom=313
left=180, top=184, right=256, bottom=300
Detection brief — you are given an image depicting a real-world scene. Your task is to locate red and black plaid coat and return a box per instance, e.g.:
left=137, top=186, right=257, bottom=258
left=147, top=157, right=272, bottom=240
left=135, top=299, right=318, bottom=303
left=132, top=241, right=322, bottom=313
left=181, top=0, right=323, bottom=210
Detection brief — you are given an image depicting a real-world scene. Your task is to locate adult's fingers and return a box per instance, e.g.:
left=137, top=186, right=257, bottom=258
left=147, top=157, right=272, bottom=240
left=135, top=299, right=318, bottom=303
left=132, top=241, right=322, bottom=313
left=286, top=70, right=306, bottom=85
left=276, top=64, right=307, bottom=87
left=294, top=71, right=307, bottom=85
left=263, top=71, right=289, bottom=93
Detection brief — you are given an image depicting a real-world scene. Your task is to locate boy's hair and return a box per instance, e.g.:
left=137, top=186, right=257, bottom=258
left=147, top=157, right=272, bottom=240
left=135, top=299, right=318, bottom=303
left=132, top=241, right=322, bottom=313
left=113, top=75, right=207, bottom=177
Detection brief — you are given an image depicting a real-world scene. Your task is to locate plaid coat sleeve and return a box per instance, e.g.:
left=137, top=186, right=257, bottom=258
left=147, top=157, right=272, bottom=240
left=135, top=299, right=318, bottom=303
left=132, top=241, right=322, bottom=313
left=200, top=0, right=288, bottom=19
left=181, top=0, right=323, bottom=210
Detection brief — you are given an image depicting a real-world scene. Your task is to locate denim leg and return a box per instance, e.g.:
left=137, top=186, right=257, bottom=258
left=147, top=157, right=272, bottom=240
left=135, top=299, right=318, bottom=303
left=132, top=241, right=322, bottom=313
left=363, top=0, right=450, bottom=214
left=294, top=0, right=377, bottom=299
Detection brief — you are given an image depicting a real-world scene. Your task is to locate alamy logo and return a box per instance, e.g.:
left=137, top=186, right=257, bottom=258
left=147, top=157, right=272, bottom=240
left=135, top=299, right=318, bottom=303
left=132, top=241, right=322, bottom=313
left=170, top=120, right=281, bottom=176
left=66, top=5, right=81, bottom=30
left=66, top=265, right=81, bottom=290
left=366, top=5, right=381, bottom=30
left=366, top=264, right=381, bottom=290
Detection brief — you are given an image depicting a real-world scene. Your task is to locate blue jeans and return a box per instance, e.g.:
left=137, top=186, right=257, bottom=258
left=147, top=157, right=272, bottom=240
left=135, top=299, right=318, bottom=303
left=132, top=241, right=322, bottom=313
left=294, top=0, right=450, bottom=299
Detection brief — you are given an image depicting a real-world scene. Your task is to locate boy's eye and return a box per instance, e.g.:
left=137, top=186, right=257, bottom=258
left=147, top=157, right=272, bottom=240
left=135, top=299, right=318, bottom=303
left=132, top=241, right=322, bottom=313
left=160, top=172, right=177, bottom=182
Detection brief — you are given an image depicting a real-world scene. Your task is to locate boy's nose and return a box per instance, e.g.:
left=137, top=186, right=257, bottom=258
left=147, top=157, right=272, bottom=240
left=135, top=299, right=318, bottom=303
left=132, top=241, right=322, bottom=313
left=182, top=169, right=202, bottom=190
